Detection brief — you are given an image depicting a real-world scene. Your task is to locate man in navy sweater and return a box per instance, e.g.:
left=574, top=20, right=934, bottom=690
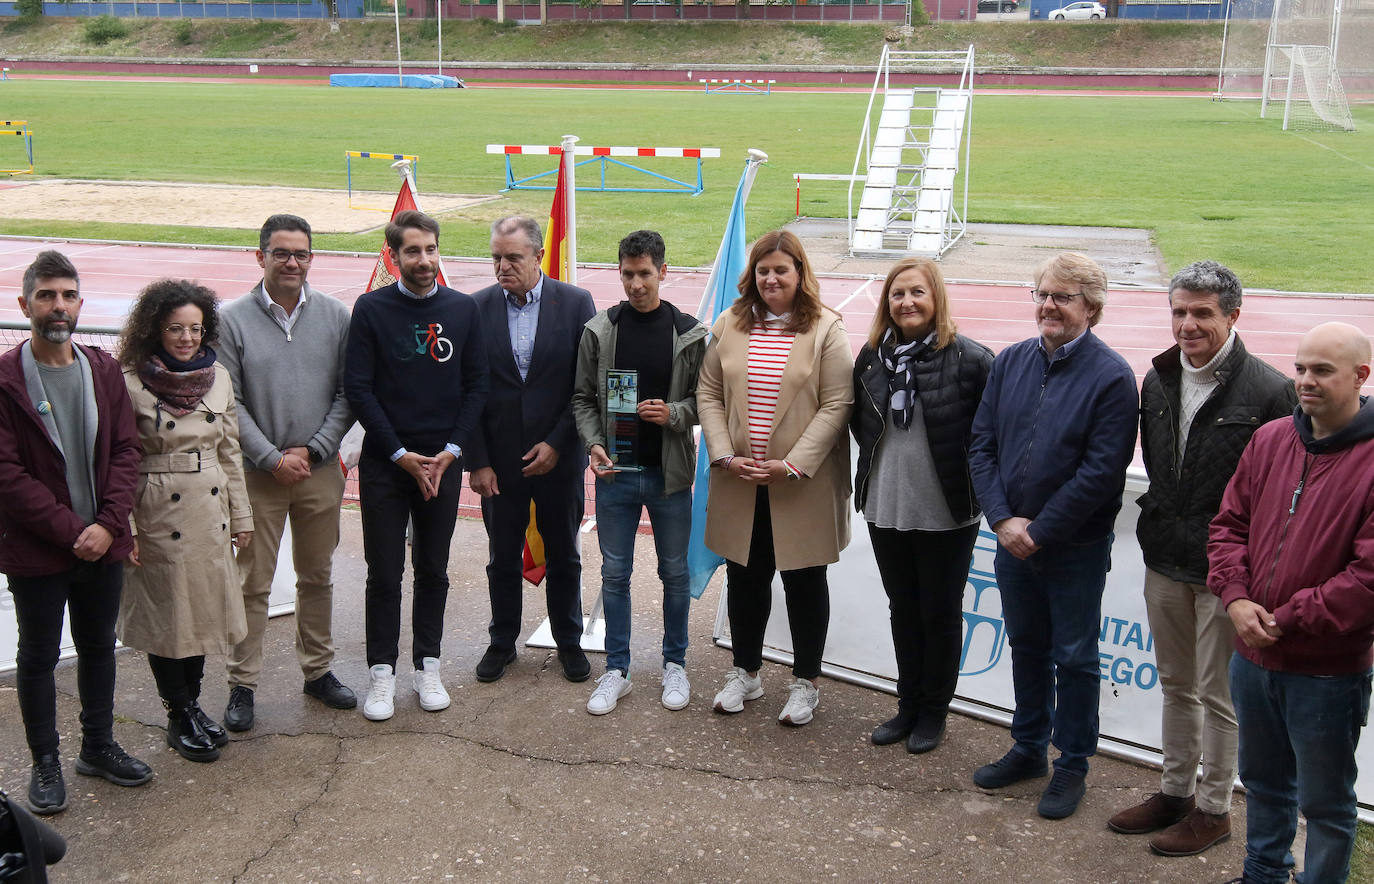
left=344, top=210, right=489, bottom=722
left=968, top=252, right=1139, bottom=820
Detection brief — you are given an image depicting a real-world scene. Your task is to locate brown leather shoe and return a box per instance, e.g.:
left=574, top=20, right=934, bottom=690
left=1107, top=791, right=1194, bottom=834
left=1148, top=808, right=1230, bottom=857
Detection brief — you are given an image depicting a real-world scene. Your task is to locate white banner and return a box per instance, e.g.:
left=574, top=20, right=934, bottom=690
left=2, top=526, right=300, bottom=673
left=714, top=474, right=1374, bottom=814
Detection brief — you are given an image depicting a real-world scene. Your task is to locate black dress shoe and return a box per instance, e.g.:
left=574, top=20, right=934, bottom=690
left=304, top=672, right=358, bottom=709
left=188, top=700, right=229, bottom=748
left=223, top=685, right=254, bottom=732
left=906, top=717, right=946, bottom=754
left=75, top=741, right=154, bottom=786
left=558, top=646, right=591, bottom=682
left=27, top=753, right=67, bottom=815
left=166, top=703, right=221, bottom=763
left=871, top=711, right=918, bottom=746
left=476, top=645, right=518, bottom=682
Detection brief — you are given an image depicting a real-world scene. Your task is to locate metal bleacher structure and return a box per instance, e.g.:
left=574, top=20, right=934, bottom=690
left=848, top=46, right=975, bottom=258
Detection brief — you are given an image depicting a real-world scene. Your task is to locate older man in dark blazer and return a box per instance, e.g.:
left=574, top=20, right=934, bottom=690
left=468, top=215, right=597, bottom=684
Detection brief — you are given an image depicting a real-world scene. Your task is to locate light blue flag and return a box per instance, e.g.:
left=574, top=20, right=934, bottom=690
left=687, top=153, right=765, bottom=599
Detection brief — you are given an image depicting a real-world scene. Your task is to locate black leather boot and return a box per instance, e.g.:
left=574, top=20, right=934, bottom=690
left=165, top=701, right=220, bottom=763
left=187, top=700, right=229, bottom=748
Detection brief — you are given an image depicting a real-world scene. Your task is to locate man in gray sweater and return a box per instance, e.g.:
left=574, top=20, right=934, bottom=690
left=217, top=214, right=357, bottom=731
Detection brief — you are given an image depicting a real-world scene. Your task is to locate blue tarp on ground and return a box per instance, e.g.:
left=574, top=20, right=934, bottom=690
left=329, top=73, right=464, bottom=89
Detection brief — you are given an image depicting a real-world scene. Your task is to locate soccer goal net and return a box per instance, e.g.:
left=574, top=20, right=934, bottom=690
left=1216, top=0, right=1371, bottom=131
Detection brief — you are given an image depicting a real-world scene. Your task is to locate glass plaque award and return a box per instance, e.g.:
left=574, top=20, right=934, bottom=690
left=606, top=369, right=643, bottom=472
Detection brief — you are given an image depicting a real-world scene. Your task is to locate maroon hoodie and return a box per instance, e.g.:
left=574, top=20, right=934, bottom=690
left=1209, top=400, right=1374, bottom=676
left=0, top=341, right=141, bottom=577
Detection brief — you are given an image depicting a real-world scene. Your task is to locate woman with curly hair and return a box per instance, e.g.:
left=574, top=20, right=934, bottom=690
left=696, top=230, right=853, bottom=727
left=117, top=279, right=252, bottom=764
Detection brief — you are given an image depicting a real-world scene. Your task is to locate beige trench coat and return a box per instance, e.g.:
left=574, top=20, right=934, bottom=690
left=117, top=364, right=252, bottom=658
left=697, top=305, right=854, bottom=571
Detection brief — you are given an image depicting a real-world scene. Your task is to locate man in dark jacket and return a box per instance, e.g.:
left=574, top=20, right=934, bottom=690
left=1209, top=322, right=1374, bottom=884
left=1108, top=262, right=1294, bottom=857
left=968, top=252, right=1138, bottom=820
left=0, top=251, right=150, bottom=815
left=466, top=215, right=596, bottom=685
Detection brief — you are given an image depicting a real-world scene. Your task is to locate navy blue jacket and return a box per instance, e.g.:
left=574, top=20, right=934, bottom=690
left=344, top=282, right=490, bottom=462
left=968, top=329, right=1138, bottom=548
left=466, top=276, right=596, bottom=482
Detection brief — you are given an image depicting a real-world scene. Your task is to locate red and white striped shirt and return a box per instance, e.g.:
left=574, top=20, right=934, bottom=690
left=746, top=319, right=796, bottom=462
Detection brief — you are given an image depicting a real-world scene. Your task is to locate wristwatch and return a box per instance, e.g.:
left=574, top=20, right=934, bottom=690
left=307, top=446, right=323, bottom=465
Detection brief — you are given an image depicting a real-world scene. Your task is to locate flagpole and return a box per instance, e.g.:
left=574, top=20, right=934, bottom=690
left=393, top=0, right=403, bottom=86
left=695, top=148, right=767, bottom=321
left=561, top=134, right=579, bottom=287
left=437, top=0, right=443, bottom=77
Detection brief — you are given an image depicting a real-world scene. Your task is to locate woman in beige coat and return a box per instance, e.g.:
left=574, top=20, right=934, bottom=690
left=697, top=230, right=853, bottom=727
left=118, top=279, right=252, bottom=764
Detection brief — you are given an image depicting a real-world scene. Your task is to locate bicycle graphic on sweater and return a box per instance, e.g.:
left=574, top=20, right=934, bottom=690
left=393, top=322, right=454, bottom=363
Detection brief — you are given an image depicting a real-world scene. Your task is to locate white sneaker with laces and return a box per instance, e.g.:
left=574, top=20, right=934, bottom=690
left=587, top=670, right=632, bottom=715
left=778, top=678, right=819, bottom=726
left=363, top=664, right=396, bottom=721
left=413, top=657, right=450, bottom=712
left=712, top=667, right=764, bottom=713
left=661, top=662, right=691, bottom=711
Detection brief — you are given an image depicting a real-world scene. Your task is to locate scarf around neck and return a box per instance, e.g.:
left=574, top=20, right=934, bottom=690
left=879, top=328, right=934, bottom=430
left=138, top=345, right=217, bottom=417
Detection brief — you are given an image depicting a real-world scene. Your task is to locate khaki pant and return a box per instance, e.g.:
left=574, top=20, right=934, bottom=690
left=227, top=465, right=345, bottom=690
left=1143, top=567, right=1239, bottom=814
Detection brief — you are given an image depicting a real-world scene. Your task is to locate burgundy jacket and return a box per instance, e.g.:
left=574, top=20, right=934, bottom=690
left=1209, top=400, right=1374, bottom=675
left=0, top=341, right=141, bottom=577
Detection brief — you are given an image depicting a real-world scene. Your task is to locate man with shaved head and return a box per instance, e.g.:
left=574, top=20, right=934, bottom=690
left=1209, top=322, right=1374, bottom=884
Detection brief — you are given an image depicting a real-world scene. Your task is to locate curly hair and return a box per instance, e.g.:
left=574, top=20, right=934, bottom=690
left=118, top=278, right=221, bottom=369
left=731, top=230, right=823, bottom=335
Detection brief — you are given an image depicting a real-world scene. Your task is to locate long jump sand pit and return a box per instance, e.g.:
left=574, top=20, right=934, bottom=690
left=0, top=179, right=497, bottom=233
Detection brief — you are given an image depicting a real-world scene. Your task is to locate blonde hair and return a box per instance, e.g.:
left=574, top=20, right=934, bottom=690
left=866, top=257, right=958, bottom=351
left=1034, top=252, right=1108, bottom=327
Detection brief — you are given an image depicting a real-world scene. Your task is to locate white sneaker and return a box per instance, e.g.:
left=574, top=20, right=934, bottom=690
left=712, top=667, right=764, bottom=713
left=363, top=664, right=395, bottom=721
left=587, top=670, right=632, bottom=715
left=412, top=657, right=450, bottom=712
left=778, top=678, right=819, bottom=726
left=661, top=662, right=690, bottom=711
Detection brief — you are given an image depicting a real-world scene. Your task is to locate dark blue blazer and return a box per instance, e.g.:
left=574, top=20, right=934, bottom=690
left=467, top=276, right=596, bottom=480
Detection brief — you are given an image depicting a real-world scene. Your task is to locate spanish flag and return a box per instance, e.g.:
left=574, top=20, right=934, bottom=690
left=520, top=150, right=573, bottom=586
left=367, top=165, right=448, bottom=293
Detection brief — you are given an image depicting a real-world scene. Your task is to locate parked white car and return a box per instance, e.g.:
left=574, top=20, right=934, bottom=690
left=1047, top=1, right=1105, bottom=18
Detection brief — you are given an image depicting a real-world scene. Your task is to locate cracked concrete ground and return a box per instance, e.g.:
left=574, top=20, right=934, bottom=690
left=1, top=509, right=1255, bottom=882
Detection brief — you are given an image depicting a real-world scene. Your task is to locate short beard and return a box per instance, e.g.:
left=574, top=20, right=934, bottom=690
left=39, top=324, right=72, bottom=344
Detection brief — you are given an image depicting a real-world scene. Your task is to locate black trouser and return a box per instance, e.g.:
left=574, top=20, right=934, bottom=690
left=724, top=487, right=830, bottom=680
left=358, top=451, right=462, bottom=671
left=146, top=653, right=205, bottom=709
left=868, top=521, right=981, bottom=719
left=481, top=466, right=584, bottom=652
left=7, top=562, right=123, bottom=760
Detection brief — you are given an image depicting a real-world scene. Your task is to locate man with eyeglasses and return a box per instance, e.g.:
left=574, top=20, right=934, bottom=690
left=0, top=250, right=151, bottom=815
left=1108, top=262, right=1294, bottom=857
left=217, top=214, right=358, bottom=732
left=968, top=251, right=1138, bottom=820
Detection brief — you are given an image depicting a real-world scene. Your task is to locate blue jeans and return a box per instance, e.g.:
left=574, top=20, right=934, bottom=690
left=994, top=536, right=1111, bottom=776
left=595, top=467, right=692, bottom=675
left=1230, top=654, right=1371, bottom=884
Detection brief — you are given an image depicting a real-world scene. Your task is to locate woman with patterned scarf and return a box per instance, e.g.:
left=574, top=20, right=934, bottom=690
left=851, top=257, right=994, bottom=756
left=116, top=279, right=253, bottom=764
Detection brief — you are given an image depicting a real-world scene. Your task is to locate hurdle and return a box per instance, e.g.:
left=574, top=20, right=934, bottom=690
left=700, top=79, right=776, bottom=95
left=0, top=120, right=33, bottom=176
left=346, top=150, right=418, bottom=209
left=486, top=144, right=721, bottom=195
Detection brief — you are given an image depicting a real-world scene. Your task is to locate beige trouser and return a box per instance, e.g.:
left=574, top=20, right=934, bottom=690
left=1143, top=567, right=1239, bottom=814
left=227, top=465, right=345, bottom=690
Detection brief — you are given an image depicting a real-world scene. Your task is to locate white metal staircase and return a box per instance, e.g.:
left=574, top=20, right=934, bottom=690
left=849, top=46, right=974, bottom=258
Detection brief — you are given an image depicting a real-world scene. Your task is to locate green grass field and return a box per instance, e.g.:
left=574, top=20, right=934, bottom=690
left=1, top=79, right=1371, bottom=291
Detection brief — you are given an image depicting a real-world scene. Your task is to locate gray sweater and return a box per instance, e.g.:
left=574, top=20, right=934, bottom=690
left=218, top=282, right=354, bottom=472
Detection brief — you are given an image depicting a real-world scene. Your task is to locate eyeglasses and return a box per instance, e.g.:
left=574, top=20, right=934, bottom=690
left=1030, top=289, right=1085, bottom=306
left=266, top=249, right=313, bottom=264
left=164, top=324, right=205, bottom=339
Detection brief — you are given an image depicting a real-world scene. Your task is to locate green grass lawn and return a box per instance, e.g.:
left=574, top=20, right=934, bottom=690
left=1, top=79, right=1371, bottom=291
